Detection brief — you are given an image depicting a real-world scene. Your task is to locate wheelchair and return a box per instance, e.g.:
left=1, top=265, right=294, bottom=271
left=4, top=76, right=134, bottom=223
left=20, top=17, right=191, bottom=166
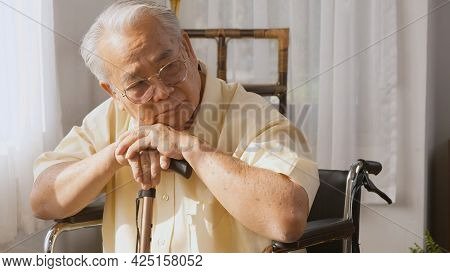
left=44, top=158, right=391, bottom=253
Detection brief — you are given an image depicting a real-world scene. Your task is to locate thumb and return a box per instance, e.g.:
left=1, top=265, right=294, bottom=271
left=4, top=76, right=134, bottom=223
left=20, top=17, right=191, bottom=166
left=160, top=155, right=171, bottom=170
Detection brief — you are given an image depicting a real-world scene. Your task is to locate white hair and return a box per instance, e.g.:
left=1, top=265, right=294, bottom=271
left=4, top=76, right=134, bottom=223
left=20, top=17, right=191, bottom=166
left=80, top=0, right=182, bottom=82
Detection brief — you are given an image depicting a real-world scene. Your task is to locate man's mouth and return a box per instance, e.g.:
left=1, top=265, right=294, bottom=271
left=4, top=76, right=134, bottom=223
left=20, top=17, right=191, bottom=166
left=138, top=99, right=192, bottom=126
left=156, top=103, right=180, bottom=117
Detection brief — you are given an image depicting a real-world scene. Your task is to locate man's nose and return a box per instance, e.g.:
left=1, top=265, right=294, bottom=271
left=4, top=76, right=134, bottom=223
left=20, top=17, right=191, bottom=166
left=151, top=81, right=174, bottom=103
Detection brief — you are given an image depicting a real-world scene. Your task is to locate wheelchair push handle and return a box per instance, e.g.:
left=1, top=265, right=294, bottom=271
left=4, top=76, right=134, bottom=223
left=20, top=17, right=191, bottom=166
left=357, top=159, right=392, bottom=205
left=359, top=159, right=382, bottom=175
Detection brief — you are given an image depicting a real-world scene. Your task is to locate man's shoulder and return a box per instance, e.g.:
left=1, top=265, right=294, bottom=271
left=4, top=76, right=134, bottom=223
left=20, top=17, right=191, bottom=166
left=82, top=97, right=116, bottom=124
left=77, top=97, right=130, bottom=144
left=223, top=82, right=286, bottom=123
left=81, top=98, right=130, bottom=128
left=215, top=80, right=279, bottom=118
left=218, top=81, right=291, bottom=146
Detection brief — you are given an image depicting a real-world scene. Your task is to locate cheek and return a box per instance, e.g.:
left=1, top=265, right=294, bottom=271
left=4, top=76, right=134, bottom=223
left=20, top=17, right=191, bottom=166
left=175, top=84, right=198, bottom=106
left=182, top=63, right=201, bottom=99
left=180, top=76, right=200, bottom=104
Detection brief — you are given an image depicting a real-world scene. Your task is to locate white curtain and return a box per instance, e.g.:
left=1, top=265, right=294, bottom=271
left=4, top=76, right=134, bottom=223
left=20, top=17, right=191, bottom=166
left=317, top=0, right=398, bottom=203
left=179, top=0, right=398, bottom=204
left=0, top=0, right=62, bottom=250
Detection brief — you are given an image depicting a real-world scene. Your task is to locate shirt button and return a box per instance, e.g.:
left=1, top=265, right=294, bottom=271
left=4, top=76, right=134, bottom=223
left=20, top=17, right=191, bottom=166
left=158, top=239, right=166, bottom=246
left=162, top=193, right=169, bottom=201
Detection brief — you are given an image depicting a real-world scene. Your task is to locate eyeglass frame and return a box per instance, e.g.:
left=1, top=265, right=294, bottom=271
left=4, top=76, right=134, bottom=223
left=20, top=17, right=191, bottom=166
left=111, top=46, right=190, bottom=104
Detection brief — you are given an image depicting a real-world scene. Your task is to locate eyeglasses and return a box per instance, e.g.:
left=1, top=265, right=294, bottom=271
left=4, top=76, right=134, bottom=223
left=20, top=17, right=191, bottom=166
left=112, top=49, right=189, bottom=104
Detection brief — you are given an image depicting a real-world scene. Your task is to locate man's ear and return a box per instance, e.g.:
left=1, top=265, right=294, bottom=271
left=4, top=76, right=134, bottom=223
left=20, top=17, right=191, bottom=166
left=181, top=31, right=197, bottom=62
left=99, top=81, right=126, bottom=111
left=99, top=81, right=115, bottom=97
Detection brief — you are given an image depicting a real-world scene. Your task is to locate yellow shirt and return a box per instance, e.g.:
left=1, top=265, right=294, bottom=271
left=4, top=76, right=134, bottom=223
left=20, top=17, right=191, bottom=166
left=33, top=66, right=319, bottom=253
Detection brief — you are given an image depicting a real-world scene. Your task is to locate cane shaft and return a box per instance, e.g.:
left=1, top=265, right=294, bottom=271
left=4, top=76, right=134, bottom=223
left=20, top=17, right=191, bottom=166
left=136, top=160, right=192, bottom=253
left=137, top=188, right=156, bottom=253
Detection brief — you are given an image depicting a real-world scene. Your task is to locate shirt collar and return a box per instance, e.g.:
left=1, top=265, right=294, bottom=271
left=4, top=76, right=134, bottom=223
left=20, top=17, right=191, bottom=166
left=188, top=61, right=224, bottom=147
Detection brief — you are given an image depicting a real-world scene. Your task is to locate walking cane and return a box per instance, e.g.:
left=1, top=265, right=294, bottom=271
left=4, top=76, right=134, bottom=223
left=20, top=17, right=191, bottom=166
left=136, top=159, right=192, bottom=252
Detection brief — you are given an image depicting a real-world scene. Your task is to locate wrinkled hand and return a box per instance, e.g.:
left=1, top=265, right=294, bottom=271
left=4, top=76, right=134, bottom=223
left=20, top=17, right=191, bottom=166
left=114, top=130, right=170, bottom=189
left=115, top=124, right=197, bottom=189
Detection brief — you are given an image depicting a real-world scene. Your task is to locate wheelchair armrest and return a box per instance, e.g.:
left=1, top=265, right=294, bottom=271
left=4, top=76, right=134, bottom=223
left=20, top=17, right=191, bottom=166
left=272, top=218, right=355, bottom=252
left=55, top=200, right=104, bottom=224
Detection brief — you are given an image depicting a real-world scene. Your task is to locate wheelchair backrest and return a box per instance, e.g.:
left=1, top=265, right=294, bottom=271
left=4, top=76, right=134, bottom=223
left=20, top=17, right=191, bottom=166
left=308, top=170, right=349, bottom=221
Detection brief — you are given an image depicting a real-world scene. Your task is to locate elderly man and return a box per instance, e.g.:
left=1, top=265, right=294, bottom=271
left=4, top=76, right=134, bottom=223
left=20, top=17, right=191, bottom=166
left=31, top=0, right=319, bottom=253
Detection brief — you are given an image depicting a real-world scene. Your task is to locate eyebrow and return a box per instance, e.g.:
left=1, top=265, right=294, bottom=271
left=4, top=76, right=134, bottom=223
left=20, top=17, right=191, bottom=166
left=153, top=48, right=174, bottom=64
left=120, top=48, right=175, bottom=87
left=121, top=73, right=140, bottom=88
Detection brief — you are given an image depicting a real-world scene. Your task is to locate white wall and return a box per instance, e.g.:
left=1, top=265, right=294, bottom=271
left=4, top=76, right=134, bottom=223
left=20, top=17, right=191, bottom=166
left=359, top=0, right=429, bottom=252
left=50, top=0, right=115, bottom=252
left=53, top=0, right=112, bottom=134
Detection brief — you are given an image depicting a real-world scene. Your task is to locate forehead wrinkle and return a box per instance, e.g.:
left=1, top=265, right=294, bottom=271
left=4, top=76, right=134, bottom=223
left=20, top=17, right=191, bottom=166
left=102, top=16, right=178, bottom=86
left=119, top=43, right=152, bottom=85
left=99, top=33, right=144, bottom=84
left=122, top=36, right=148, bottom=63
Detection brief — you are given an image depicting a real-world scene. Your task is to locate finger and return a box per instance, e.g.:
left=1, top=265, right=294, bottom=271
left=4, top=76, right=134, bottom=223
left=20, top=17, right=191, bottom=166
left=149, top=151, right=161, bottom=187
left=128, top=155, right=143, bottom=184
left=126, top=134, right=184, bottom=160
left=125, top=133, right=158, bottom=159
left=116, top=129, right=147, bottom=155
left=160, top=155, right=171, bottom=170
left=114, top=131, right=131, bottom=151
left=139, top=150, right=152, bottom=187
left=114, top=148, right=129, bottom=166
left=118, top=130, right=132, bottom=141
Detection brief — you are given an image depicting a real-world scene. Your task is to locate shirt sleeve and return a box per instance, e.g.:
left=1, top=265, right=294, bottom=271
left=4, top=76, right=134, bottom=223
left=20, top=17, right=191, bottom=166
left=33, top=125, right=97, bottom=181
left=234, top=121, right=320, bottom=210
left=33, top=100, right=115, bottom=194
